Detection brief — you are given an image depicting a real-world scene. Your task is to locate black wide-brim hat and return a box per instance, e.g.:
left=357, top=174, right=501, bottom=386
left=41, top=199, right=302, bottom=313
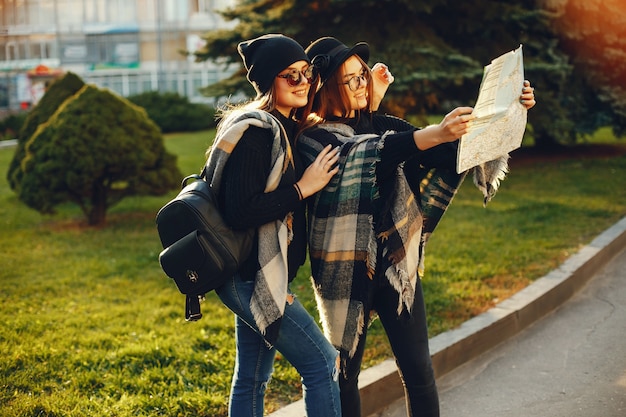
left=305, top=37, right=370, bottom=85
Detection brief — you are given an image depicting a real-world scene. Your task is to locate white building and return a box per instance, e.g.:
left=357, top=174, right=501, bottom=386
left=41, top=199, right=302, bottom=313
left=0, top=0, right=238, bottom=112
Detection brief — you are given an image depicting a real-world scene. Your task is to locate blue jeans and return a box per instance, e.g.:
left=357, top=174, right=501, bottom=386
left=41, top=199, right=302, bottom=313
left=216, top=274, right=341, bottom=417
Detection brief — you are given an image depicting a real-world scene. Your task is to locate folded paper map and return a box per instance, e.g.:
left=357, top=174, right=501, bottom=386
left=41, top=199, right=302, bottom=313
left=456, top=45, right=527, bottom=173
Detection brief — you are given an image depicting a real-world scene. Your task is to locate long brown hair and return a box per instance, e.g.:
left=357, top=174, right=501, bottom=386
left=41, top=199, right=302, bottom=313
left=215, top=83, right=277, bottom=119
left=208, top=85, right=280, bottom=158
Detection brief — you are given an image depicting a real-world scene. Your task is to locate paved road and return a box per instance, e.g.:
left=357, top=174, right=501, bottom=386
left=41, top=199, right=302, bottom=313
left=375, top=247, right=626, bottom=417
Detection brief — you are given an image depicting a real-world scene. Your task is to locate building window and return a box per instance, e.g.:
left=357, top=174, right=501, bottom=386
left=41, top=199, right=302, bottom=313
left=86, top=32, right=140, bottom=69
left=28, top=38, right=55, bottom=60
left=83, top=0, right=136, bottom=24
left=163, top=0, right=189, bottom=22
left=4, top=41, right=27, bottom=61
left=40, top=0, right=56, bottom=25
left=56, top=0, right=84, bottom=27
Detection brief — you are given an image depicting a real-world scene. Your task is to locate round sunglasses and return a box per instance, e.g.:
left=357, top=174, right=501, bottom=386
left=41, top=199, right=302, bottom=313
left=276, top=66, right=316, bottom=87
left=341, top=68, right=370, bottom=91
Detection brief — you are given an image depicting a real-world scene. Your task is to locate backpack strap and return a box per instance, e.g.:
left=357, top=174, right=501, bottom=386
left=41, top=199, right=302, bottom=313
left=185, top=294, right=203, bottom=321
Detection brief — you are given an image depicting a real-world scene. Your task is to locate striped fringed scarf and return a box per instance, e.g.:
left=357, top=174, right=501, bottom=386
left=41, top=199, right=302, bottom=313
left=398, top=140, right=510, bottom=277
left=414, top=166, right=468, bottom=276
left=204, top=109, right=294, bottom=344
left=299, top=122, right=510, bottom=357
left=299, top=123, right=428, bottom=357
left=414, top=155, right=508, bottom=272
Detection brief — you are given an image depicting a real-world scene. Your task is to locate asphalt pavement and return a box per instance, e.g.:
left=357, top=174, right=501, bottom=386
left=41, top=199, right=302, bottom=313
left=270, top=216, right=626, bottom=417
left=373, top=242, right=626, bottom=417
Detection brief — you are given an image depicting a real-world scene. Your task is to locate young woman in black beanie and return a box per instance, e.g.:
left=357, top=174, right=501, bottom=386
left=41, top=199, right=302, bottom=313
left=204, top=34, right=342, bottom=417
left=297, top=37, right=536, bottom=417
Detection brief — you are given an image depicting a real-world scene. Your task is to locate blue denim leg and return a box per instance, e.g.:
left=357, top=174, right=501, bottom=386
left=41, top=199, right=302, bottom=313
left=230, top=315, right=276, bottom=417
left=217, top=276, right=275, bottom=417
left=217, top=274, right=341, bottom=417
left=271, top=293, right=341, bottom=417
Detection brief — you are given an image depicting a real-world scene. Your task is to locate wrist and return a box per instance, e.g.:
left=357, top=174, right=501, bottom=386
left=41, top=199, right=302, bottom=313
left=413, top=125, right=441, bottom=150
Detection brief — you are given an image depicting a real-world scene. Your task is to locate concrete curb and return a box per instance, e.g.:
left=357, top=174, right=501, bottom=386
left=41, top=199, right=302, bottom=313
left=268, top=216, right=626, bottom=417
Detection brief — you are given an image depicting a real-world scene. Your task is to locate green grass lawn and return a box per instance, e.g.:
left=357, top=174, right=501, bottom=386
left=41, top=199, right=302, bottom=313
left=1, top=129, right=625, bottom=416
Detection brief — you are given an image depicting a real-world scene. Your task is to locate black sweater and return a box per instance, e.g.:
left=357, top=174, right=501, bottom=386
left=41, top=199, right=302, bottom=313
left=320, top=112, right=458, bottom=179
left=315, top=113, right=460, bottom=280
left=218, top=111, right=306, bottom=281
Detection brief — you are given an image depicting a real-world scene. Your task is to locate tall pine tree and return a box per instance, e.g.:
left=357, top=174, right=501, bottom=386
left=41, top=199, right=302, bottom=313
left=195, top=0, right=624, bottom=147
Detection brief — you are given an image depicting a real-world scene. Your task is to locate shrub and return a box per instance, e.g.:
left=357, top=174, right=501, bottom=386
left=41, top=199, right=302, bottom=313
left=0, top=112, right=29, bottom=140
left=6, top=72, right=85, bottom=190
left=16, top=84, right=182, bottom=226
left=127, top=91, right=216, bottom=133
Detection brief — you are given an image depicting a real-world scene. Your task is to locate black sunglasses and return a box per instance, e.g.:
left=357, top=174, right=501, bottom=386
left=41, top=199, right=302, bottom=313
left=276, top=66, right=316, bottom=87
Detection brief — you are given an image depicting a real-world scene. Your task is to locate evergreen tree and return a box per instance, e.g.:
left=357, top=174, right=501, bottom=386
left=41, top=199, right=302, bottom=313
left=195, top=0, right=624, bottom=147
left=15, top=83, right=182, bottom=226
left=7, top=72, right=85, bottom=190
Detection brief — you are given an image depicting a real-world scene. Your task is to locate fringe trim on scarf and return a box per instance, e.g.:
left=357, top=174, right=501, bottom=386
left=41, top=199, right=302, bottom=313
left=472, top=155, right=510, bottom=206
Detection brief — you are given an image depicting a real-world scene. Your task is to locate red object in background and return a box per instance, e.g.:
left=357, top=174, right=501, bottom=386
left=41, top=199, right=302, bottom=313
left=34, top=65, right=50, bottom=75
left=27, top=65, right=63, bottom=78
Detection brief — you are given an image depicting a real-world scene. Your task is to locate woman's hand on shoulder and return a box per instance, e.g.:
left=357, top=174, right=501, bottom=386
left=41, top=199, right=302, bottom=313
left=296, top=144, right=340, bottom=199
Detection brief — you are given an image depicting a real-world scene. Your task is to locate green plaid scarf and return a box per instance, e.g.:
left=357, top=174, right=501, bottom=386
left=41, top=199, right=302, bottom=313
left=298, top=122, right=504, bottom=357
left=205, top=109, right=294, bottom=343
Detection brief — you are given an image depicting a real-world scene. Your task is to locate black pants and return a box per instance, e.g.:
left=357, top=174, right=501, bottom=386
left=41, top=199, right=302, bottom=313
left=339, top=275, right=439, bottom=417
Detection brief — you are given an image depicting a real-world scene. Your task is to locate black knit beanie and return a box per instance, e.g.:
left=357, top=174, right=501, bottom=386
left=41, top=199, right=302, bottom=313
left=238, top=34, right=310, bottom=96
